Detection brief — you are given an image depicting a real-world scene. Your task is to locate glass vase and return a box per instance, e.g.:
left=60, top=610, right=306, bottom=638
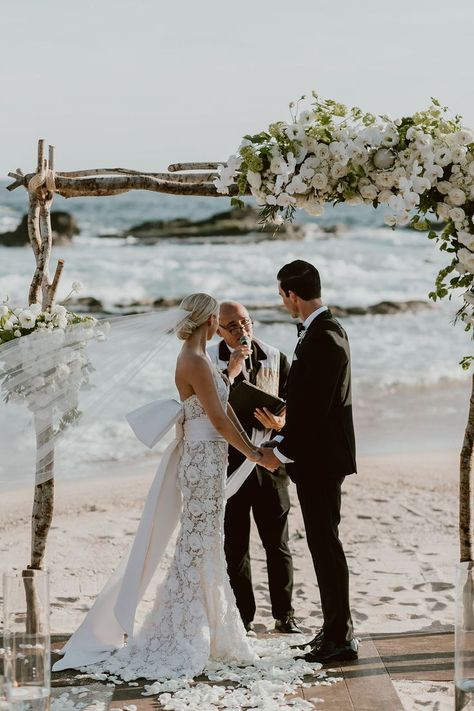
left=456, top=561, right=474, bottom=710
left=2, top=569, right=50, bottom=710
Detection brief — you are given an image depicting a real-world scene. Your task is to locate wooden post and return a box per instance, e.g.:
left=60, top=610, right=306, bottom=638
left=460, top=374, right=474, bottom=564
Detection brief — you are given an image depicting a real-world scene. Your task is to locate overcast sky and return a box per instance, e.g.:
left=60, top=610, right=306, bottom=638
left=1, top=1, right=473, bottom=177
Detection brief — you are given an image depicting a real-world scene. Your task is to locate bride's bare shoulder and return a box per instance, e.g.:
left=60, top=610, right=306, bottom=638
left=176, top=350, right=213, bottom=386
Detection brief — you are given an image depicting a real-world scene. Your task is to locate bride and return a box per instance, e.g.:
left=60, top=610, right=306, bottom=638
left=53, top=293, right=278, bottom=680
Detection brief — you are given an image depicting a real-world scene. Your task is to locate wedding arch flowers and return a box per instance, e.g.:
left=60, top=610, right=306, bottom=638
left=215, top=93, right=474, bottom=365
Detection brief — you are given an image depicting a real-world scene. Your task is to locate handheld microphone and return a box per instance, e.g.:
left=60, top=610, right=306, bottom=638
left=239, top=335, right=253, bottom=372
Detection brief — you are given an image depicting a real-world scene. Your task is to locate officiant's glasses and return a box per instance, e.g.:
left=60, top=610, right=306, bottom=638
left=219, top=318, right=253, bottom=335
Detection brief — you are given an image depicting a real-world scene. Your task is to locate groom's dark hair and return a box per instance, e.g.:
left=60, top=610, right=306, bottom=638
left=277, top=260, right=321, bottom=300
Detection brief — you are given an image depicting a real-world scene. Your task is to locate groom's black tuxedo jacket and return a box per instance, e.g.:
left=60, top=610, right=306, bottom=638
left=278, top=309, right=357, bottom=480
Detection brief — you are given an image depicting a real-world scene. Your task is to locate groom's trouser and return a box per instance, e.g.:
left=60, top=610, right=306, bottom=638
left=224, top=470, right=294, bottom=624
left=296, top=473, right=354, bottom=644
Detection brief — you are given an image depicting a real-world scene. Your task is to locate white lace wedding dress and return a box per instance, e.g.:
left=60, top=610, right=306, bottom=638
left=77, top=367, right=256, bottom=681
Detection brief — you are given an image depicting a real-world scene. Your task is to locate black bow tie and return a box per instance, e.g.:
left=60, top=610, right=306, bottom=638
left=296, top=323, right=306, bottom=336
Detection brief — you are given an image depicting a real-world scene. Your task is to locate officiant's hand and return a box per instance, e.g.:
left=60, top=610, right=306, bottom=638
left=258, top=447, right=280, bottom=472
left=254, top=406, right=285, bottom=431
left=227, top=344, right=252, bottom=379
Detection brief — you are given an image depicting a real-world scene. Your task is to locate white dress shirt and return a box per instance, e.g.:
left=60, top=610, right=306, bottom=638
left=273, top=306, right=328, bottom=464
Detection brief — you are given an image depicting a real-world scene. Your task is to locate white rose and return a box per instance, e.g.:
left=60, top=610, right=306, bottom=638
left=384, top=214, right=398, bottom=227
left=451, top=146, right=467, bottom=163
left=377, top=190, right=393, bottom=204
left=3, top=319, right=14, bottom=331
left=436, top=181, right=451, bottom=195
left=311, top=173, right=328, bottom=190
left=381, top=127, right=399, bottom=147
left=374, top=172, right=395, bottom=189
left=0, top=305, right=9, bottom=318
left=329, top=141, right=348, bottom=163
left=315, top=143, right=330, bottom=162
left=18, top=310, right=36, bottom=329
left=457, top=232, right=474, bottom=250
left=467, top=161, right=474, bottom=178
left=456, top=129, right=474, bottom=146
left=448, top=188, right=466, bottom=206
left=346, top=195, right=363, bottom=206
left=299, top=163, right=315, bottom=181
left=359, top=184, right=378, bottom=201
left=396, top=212, right=411, bottom=226
left=450, top=207, right=466, bottom=224
left=434, top=146, right=452, bottom=167
left=285, top=123, right=305, bottom=141
left=458, top=247, right=474, bottom=273
left=29, top=303, right=42, bottom=315
left=330, top=163, right=347, bottom=180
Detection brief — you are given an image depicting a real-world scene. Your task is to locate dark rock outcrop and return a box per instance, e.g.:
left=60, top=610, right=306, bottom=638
left=116, top=206, right=304, bottom=243
left=0, top=211, right=80, bottom=247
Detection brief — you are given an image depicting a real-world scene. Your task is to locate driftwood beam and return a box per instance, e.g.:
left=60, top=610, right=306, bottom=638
left=52, top=174, right=241, bottom=198
left=168, top=162, right=222, bottom=171
left=7, top=170, right=242, bottom=197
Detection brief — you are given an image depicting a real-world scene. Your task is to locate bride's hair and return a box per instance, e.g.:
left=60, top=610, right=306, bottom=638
left=176, top=293, right=219, bottom=340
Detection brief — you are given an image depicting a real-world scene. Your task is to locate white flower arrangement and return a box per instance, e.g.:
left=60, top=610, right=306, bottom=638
left=0, top=289, right=109, bottom=429
left=216, top=93, right=474, bottom=364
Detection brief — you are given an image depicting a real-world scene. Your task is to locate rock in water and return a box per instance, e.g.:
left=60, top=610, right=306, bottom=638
left=0, top=211, right=80, bottom=247
left=119, top=205, right=304, bottom=242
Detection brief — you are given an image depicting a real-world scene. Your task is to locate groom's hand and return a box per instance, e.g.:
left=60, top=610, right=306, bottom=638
left=258, top=447, right=280, bottom=472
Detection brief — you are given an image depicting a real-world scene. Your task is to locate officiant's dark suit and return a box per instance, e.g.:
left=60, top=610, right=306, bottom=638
left=272, top=260, right=357, bottom=661
left=208, top=303, right=298, bottom=633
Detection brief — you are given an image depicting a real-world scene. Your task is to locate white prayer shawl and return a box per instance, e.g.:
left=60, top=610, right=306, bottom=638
left=52, top=397, right=264, bottom=671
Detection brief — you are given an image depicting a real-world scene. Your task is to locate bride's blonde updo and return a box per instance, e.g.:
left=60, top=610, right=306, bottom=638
left=176, top=293, right=219, bottom=340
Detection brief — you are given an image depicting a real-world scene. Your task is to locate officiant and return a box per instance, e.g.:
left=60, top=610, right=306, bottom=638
left=208, top=301, right=300, bottom=634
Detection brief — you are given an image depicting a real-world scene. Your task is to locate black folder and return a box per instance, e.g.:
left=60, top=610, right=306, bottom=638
left=229, top=380, right=285, bottom=429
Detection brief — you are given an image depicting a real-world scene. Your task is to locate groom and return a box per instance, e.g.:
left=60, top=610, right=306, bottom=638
left=261, top=260, right=358, bottom=663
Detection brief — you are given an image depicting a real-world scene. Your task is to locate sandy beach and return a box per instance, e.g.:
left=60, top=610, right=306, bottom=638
left=0, top=442, right=460, bottom=709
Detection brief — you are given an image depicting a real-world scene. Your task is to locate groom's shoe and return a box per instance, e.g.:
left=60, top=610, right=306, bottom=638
left=291, top=628, right=324, bottom=650
left=295, top=637, right=359, bottom=664
left=274, top=612, right=301, bottom=634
